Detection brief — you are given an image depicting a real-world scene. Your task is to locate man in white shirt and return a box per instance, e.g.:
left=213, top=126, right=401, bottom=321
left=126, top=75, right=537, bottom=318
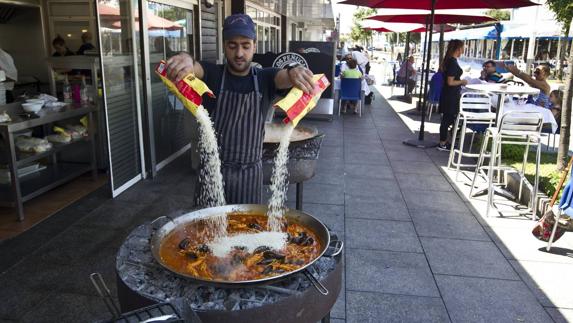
left=351, top=48, right=369, bottom=74
left=0, top=48, right=17, bottom=103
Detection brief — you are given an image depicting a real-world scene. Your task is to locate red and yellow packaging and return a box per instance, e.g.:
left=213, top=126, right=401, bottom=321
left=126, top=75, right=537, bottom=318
left=274, top=74, right=330, bottom=126
left=155, top=60, right=215, bottom=116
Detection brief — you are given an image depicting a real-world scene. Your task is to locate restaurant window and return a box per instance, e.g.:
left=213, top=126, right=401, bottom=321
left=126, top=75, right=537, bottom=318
left=47, top=1, right=96, bottom=56
left=246, top=2, right=280, bottom=53
left=52, top=20, right=92, bottom=54
left=96, top=0, right=145, bottom=195
left=146, top=1, right=194, bottom=169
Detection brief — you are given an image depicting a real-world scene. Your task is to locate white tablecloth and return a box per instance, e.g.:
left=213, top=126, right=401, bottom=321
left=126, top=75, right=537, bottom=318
left=503, top=102, right=558, bottom=133
left=334, top=78, right=371, bottom=96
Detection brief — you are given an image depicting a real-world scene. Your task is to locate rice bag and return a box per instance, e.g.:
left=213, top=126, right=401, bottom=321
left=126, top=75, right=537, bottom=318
left=15, top=136, right=52, bottom=153
left=47, top=126, right=72, bottom=144
left=155, top=60, right=215, bottom=117
left=65, top=124, right=88, bottom=140
left=0, top=111, right=11, bottom=123
left=274, top=74, right=330, bottom=126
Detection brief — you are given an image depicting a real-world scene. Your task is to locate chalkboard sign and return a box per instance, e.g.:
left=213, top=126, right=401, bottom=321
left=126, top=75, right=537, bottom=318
left=253, top=41, right=336, bottom=99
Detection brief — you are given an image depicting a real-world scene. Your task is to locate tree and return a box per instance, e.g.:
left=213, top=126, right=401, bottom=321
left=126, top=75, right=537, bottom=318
left=546, top=0, right=573, bottom=170
left=350, top=8, right=377, bottom=45
left=485, top=9, right=511, bottom=21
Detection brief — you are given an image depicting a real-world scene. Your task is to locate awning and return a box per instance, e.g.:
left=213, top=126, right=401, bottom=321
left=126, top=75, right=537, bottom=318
left=437, top=26, right=497, bottom=41
left=437, top=21, right=572, bottom=41
left=501, top=22, right=566, bottom=39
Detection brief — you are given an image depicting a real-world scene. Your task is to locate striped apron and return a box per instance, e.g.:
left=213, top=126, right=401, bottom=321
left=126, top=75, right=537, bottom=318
left=195, top=66, right=265, bottom=206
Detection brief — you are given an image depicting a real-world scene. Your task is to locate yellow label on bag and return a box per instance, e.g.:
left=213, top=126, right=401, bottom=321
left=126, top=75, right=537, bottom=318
left=155, top=60, right=214, bottom=117
left=274, top=74, right=330, bottom=126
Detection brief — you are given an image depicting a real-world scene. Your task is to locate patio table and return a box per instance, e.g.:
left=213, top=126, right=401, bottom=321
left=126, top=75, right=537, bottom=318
left=503, top=102, right=558, bottom=133
left=466, top=83, right=540, bottom=124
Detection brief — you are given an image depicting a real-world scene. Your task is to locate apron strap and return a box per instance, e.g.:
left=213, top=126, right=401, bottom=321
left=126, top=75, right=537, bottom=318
left=252, top=66, right=261, bottom=99
left=220, top=65, right=227, bottom=92
left=220, top=65, right=261, bottom=99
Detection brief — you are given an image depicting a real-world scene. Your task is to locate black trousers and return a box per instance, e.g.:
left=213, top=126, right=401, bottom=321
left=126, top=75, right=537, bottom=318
left=440, top=112, right=457, bottom=142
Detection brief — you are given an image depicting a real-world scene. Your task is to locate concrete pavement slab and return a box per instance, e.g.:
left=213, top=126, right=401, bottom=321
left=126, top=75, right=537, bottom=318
left=346, top=291, right=450, bottom=323
left=346, top=218, right=422, bottom=253
left=402, top=190, right=468, bottom=212
left=436, top=274, right=552, bottom=323
left=345, top=194, right=410, bottom=221
left=409, top=209, right=490, bottom=241
left=509, top=260, right=573, bottom=308
left=421, top=237, right=519, bottom=280
left=395, top=173, right=453, bottom=192
left=347, top=248, right=439, bottom=297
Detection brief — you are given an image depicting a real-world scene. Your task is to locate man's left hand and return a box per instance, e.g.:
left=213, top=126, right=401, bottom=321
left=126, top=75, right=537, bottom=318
left=288, top=67, right=315, bottom=94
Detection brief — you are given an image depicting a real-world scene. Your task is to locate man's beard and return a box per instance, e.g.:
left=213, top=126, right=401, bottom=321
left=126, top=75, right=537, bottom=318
left=227, top=58, right=251, bottom=74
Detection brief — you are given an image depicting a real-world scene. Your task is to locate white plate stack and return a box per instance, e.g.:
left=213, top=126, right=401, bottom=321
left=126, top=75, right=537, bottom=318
left=0, top=83, right=6, bottom=105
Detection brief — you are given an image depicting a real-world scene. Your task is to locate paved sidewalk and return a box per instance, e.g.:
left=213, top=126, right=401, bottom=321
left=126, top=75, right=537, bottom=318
left=372, top=82, right=573, bottom=323
left=0, top=84, right=570, bottom=322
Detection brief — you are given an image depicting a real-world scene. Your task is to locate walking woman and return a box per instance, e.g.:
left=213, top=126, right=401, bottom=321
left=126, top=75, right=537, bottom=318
left=437, top=40, right=468, bottom=151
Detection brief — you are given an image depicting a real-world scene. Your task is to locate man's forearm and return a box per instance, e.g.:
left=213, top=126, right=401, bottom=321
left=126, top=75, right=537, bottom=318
left=274, top=69, right=292, bottom=89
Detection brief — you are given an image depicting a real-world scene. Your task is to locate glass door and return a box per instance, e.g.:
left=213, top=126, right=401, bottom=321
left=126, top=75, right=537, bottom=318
left=143, top=1, right=194, bottom=174
left=96, top=0, right=146, bottom=196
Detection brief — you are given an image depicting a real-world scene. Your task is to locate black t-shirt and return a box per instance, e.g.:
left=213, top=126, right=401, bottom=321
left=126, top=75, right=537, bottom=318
left=439, top=57, right=463, bottom=114
left=444, top=57, right=462, bottom=82
left=199, top=61, right=280, bottom=115
left=77, top=43, right=95, bottom=55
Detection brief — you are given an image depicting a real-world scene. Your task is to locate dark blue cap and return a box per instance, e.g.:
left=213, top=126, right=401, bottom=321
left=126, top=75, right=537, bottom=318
left=223, top=14, right=256, bottom=40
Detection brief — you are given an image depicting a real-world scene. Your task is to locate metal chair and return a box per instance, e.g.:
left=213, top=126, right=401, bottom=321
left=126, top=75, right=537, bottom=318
left=448, top=92, right=496, bottom=181
left=541, top=125, right=560, bottom=151
left=338, top=78, right=363, bottom=117
left=470, top=111, right=544, bottom=219
left=426, top=72, right=443, bottom=120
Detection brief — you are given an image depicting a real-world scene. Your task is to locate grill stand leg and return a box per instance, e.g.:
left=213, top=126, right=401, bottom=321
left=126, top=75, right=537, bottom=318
left=296, top=182, right=303, bottom=211
left=321, top=312, right=331, bottom=323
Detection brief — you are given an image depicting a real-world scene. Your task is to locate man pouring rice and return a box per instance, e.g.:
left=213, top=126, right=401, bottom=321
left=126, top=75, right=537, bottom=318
left=166, top=14, right=316, bottom=206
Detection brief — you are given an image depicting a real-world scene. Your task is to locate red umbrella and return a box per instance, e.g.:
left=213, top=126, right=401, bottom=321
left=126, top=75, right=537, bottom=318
left=338, top=0, right=537, bottom=9
left=339, top=0, right=538, bottom=147
left=367, top=13, right=496, bottom=24
left=410, top=25, right=455, bottom=33
left=364, top=25, right=455, bottom=33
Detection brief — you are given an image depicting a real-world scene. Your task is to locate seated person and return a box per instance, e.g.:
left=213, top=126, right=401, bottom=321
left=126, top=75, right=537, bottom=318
left=479, top=60, right=504, bottom=83
left=52, top=35, right=75, bottom=57
left=549, top=89, right=563, bottom=124
left=505, top=63, right=552, bottom=108
left=396, top=56, right=416, bottom=94
left=77, top=32, right=95, bottom=55
left=340, top=58, right=362, bottom=114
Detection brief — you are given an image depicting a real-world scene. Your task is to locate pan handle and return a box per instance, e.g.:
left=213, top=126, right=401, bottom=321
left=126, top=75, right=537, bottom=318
left=304, top=269, right=329, bottom=296
left=324, top=232, right=344, bottom=257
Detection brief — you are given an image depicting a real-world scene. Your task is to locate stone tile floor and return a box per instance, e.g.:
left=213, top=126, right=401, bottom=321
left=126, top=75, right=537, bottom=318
left=0, top=82, right=571, bottom=322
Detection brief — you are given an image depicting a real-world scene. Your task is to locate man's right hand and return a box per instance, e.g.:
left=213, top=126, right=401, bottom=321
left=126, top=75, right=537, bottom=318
left=480, top=70, right=487, bottom=79
left=166, top=52, right=195, bottom=82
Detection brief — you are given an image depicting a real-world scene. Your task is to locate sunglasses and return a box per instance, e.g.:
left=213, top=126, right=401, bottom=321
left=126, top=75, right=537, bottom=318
left=534, top=70, right=541, bottom=74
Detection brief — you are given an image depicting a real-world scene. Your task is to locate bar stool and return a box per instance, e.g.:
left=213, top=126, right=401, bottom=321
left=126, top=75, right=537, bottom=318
left=447, top=92, right=496, bottom=181
left=470, top=111, right=544, bottom=218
